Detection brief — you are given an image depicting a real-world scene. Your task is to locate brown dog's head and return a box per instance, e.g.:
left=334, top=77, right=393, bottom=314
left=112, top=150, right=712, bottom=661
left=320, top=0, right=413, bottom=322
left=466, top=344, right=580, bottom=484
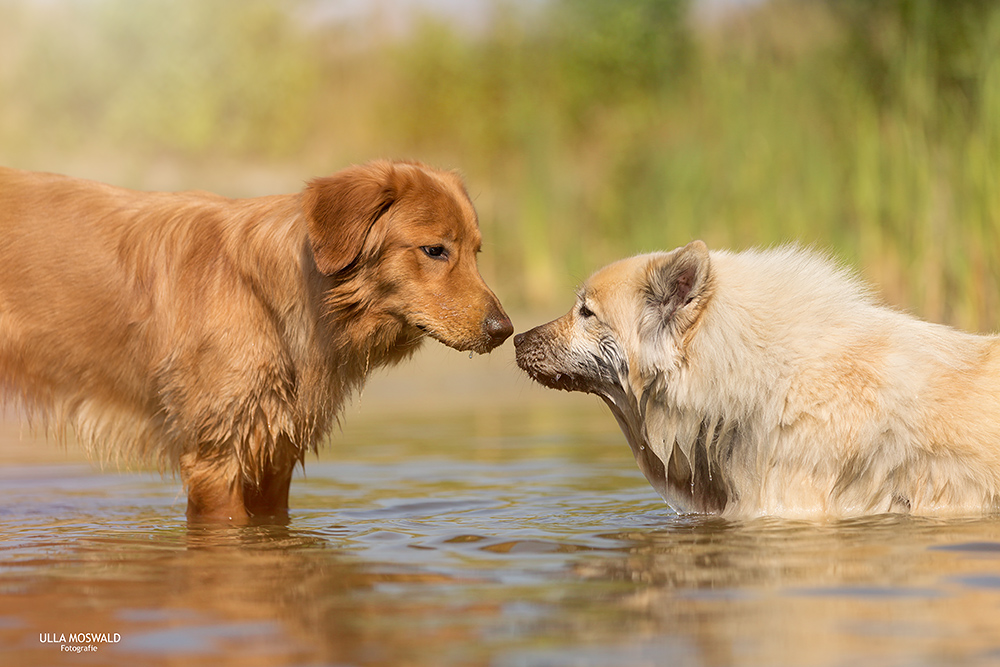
left=303, top=160, right=512, bottom=354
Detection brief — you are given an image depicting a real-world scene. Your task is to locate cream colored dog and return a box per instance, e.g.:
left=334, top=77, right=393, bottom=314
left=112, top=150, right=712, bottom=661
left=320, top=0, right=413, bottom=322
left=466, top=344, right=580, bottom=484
left=515, top=241, right=1000, bottom=518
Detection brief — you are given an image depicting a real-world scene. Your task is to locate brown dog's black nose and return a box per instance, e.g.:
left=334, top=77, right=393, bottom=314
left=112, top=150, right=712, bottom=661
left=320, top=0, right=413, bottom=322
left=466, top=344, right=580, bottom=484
left=483, top=312, right=514, bottom=346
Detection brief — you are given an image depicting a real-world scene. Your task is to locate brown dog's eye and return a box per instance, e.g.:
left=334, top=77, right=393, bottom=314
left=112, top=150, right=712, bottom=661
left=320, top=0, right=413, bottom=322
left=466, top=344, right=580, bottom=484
left=421, top=245, right=448, bottom=259
left=579, top=304, right=595, bottom=318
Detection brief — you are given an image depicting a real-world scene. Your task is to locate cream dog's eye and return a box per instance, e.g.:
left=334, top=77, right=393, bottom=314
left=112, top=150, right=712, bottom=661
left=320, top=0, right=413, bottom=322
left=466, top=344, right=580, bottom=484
left=421, top=245, right=448, bottom=259
left=578, top=304, right=595, bottom=318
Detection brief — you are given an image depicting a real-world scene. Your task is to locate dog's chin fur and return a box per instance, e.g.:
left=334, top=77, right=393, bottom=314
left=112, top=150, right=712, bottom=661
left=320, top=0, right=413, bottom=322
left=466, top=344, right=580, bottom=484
left=516, top=241, right=1000, bottom=519
left=0, top=160, right=511, bottom=522
left=415, top=322, right=496, bottom=355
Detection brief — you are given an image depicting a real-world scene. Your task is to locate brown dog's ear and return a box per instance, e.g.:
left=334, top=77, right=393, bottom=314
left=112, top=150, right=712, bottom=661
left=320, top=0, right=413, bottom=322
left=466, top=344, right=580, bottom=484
left=642, top=240, right=713, bottom=335
left=302, top=161, right=400, bottom=274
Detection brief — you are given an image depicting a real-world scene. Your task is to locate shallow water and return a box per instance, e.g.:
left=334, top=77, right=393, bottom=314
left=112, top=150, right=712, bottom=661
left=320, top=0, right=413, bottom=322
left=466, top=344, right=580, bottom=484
left=4, top=347, right=1000, bottom=666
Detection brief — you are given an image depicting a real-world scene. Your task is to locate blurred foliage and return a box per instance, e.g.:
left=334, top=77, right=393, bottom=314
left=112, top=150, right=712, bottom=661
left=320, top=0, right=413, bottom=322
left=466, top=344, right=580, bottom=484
left=0, top=0, right=320, bottom=157
left=2, top=0, right=1000, bottom=330
left=831, top=0, right=996, bottom=124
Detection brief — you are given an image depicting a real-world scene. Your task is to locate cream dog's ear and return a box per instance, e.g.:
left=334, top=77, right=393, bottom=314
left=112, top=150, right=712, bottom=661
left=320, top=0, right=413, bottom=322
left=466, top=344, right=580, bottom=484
left=641, top=240, right=713, bottom=336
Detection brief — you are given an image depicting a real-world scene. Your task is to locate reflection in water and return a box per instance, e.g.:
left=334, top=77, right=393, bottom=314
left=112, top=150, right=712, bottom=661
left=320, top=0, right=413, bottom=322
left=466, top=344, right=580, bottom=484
left=1, top=520, right=498, bottom=667
left=4, top=352, right=1000, bottom=666
left=563, top=517, right=1000, bottom=667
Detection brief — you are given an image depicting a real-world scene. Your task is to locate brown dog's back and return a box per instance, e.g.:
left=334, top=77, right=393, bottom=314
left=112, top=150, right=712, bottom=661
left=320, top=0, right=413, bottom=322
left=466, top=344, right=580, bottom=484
left=1, top=169, right=307, bottom=461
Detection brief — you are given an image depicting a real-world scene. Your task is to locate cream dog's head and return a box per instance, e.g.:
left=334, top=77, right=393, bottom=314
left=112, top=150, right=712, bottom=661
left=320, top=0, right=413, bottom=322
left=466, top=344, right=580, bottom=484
left=514, top=240, right=714, bottom=401
left=514, top=241, right=718, bottom=508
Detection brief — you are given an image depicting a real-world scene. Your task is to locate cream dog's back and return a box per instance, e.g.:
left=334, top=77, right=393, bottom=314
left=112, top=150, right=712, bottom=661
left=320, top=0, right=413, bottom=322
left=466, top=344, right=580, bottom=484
left=698, top=246, right=1000, bottom=516
left=516, top=242, right=1000, bottom=518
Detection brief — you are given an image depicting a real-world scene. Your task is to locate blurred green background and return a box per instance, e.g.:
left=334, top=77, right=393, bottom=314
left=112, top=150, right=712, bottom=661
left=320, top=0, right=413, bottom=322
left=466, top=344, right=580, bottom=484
left=2, top=0, right=1000, bottom=330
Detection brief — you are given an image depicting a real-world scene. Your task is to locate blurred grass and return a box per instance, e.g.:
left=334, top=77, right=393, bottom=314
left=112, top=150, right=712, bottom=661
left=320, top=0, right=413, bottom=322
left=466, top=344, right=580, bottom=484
left=2, top=0, right=1000, bottom=330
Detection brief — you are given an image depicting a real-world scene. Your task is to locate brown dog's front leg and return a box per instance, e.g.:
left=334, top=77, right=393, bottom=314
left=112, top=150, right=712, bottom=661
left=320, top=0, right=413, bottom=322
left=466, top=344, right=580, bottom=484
left=180, top=452, right=295, bottom=524
left=242, top=465, right=294, bottom=521
left=181, top=452, right=248, bottom=522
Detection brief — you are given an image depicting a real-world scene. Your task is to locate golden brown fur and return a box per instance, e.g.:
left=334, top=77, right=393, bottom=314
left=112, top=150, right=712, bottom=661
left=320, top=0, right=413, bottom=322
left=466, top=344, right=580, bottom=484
left=516, top=241, right=1000, bottom=518
left=0, top=160, right=512, bottom=522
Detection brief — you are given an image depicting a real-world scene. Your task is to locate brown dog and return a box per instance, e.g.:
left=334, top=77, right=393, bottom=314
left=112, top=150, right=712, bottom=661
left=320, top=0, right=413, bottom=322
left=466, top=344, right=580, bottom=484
left=0, top=160, right=512, bottom=522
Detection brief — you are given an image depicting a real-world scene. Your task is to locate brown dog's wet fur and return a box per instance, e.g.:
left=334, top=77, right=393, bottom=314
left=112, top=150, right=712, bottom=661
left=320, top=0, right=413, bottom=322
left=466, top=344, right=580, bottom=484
left=0, top=160, right=512, bottom=522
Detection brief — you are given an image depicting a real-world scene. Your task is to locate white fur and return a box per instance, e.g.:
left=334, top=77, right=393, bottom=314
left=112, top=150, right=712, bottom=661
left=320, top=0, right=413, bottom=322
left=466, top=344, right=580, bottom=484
left=517, top=243, right=1000, bottom=518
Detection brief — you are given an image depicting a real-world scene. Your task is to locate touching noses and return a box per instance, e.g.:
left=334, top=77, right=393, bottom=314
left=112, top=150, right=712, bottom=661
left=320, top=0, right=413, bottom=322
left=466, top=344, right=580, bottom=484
left=483, top=309, right=514, bottom=349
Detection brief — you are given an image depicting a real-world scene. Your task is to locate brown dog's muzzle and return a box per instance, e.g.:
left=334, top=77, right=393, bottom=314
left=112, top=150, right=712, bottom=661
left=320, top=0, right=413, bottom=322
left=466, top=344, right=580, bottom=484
left=483, top=307, right=514, bottom=350
left=421, top=296, right=512, bottom=354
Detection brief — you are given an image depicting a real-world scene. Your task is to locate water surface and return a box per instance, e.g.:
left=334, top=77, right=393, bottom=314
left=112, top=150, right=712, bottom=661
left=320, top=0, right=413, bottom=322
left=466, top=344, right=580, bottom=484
left=3, top=346, right=1000, bottom=666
